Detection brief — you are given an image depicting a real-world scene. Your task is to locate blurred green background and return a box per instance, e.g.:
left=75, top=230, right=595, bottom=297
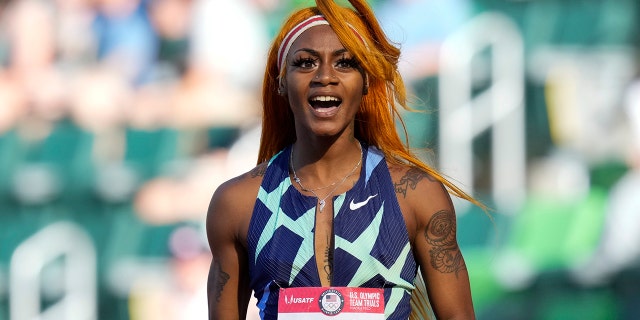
left=0, top=0, right=638, bottom=319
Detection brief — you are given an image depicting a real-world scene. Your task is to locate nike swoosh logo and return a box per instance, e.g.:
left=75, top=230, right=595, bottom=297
left=349, top=194, right=378, bottom=210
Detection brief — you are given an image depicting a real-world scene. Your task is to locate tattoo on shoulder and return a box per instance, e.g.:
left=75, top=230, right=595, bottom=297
left=424, top=210, right=466, bottom=277
left=249, top=163, right=267, bottom=178
left=212, top=260, right=230, bottom=302
left=394, top=167, right=435, bottom=198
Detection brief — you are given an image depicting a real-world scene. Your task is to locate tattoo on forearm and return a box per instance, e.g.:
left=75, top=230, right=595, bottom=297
left=250, top=163, right=267, bottom=178
left=212, top=260, right=230, bottom=302
left=424, top=210, right=466, bottom=277
left=394, top=167, right=435, bottom=198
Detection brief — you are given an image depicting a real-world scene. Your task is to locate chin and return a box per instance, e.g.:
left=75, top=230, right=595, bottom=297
left=309, top=124, right=349, bottom=139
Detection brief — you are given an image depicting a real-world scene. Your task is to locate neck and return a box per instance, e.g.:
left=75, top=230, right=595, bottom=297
left=290, top=138, right=362, bottom=188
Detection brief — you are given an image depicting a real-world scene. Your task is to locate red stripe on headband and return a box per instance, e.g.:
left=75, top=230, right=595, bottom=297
left=277, top=16, right=328, bottom=70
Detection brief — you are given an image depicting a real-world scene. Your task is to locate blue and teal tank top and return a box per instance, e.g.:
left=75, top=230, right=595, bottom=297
left=247, top=143, right=417, bottom=319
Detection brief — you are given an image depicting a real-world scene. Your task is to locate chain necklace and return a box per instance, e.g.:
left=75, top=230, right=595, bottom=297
left=290, top=143, right=362, bottom=212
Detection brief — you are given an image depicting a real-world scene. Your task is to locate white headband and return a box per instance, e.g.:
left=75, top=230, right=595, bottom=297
left=277, top=15, right=368, bottom=72
left=277, top=15, right=330, bottom=71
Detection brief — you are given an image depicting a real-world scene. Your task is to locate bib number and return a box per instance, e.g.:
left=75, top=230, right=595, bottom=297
left=278, top=287, right=384, bottom=319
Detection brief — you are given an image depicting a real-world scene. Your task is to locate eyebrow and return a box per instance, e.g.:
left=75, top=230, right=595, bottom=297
left=292, top=48, right=350, bottom=57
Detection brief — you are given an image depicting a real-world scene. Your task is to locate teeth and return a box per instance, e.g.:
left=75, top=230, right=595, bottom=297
left=310, top=96, right=340, bottom=102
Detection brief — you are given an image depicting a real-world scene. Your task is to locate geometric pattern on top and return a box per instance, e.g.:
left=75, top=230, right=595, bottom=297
left=247, top=142, right=418, bottom=319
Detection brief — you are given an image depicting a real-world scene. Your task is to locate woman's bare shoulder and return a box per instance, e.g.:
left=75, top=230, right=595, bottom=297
left=387, top=162, right=445, bottom=196
left=387, top=162, right=452, bottom=215
left=206, top=162, right=268, bottom=233
left=213, top=162, right=267, bottom=206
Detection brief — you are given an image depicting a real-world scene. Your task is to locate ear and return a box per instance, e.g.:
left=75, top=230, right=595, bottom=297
left=362, top=74, right=369, bottom=95
left=277, top=77, right=287, bottom=96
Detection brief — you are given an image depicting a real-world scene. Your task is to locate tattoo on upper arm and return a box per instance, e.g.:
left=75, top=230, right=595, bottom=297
left=212, top=260, right=230, bottom=302
left=424, top=210, right=466, bottom=277
left=394, top=167, right=435, bottom=198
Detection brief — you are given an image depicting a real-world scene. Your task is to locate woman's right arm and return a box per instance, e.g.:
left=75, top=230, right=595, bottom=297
left=206, top=179, right=253, bottom=319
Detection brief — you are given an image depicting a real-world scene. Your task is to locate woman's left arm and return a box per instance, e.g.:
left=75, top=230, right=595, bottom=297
left=395, top=167, right=476, bottom=320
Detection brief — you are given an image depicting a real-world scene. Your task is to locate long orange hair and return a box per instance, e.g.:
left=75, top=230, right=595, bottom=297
left=259, top=0, right=482, bottom=209
left=259, top=1, right=483, bottom=318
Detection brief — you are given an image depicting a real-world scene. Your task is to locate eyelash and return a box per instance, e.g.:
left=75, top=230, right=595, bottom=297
left=291, top=57, right=318, bottom=68
left=290, top=57, right=360, bottom=70
left=336, top=57, right=360, bottom=69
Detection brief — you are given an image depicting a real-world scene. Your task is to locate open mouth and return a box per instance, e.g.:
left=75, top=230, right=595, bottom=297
left=309, top=95, right=342, bottom=109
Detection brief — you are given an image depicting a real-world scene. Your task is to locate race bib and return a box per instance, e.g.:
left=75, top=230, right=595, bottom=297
left=278, top=287, right=385, bottom=319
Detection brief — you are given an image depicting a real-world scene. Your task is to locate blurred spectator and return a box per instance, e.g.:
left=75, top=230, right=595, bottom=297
left=129, top=0, right=267, bottom=228
left=133, top=149, right=233, bottom=225
left=4, top=0, right=68, bottom=121
left=167, top=65, right=260, bottom=130
left=0, top=73, right=27, bottom=134
left=69, top=66, right=129, bottom=136
left=55, top=0, right=97, bottom=71
left=147, top=0, right=192, bottom=79
left=68, top=65, right=130, bottom=166
left=124, top=224, right=266, bottom=319
left=127, top=80, right=173, bottom=130
left=2, top=0, right=77, bottom=206
left=91, top=0, right=157, bottom=85
left=0, top=73, right=27, bottom=197
left=188, top=0, right=268, bottom=90
left=127, top=225, right=210, bottom=320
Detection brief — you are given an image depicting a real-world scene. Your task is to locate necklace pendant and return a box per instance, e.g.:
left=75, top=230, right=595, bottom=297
left=318, top=199, right=326, bottom=212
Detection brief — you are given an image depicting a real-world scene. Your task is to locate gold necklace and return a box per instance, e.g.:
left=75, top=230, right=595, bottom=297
left=290, top=143, right=362, bottom=212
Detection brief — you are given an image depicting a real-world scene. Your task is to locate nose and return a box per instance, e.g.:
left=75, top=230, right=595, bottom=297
left=313, top=65, right=338, bottom=85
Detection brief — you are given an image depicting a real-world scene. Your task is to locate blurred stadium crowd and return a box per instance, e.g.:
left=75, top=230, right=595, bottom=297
left=0, top=0, right=639, bottom=319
